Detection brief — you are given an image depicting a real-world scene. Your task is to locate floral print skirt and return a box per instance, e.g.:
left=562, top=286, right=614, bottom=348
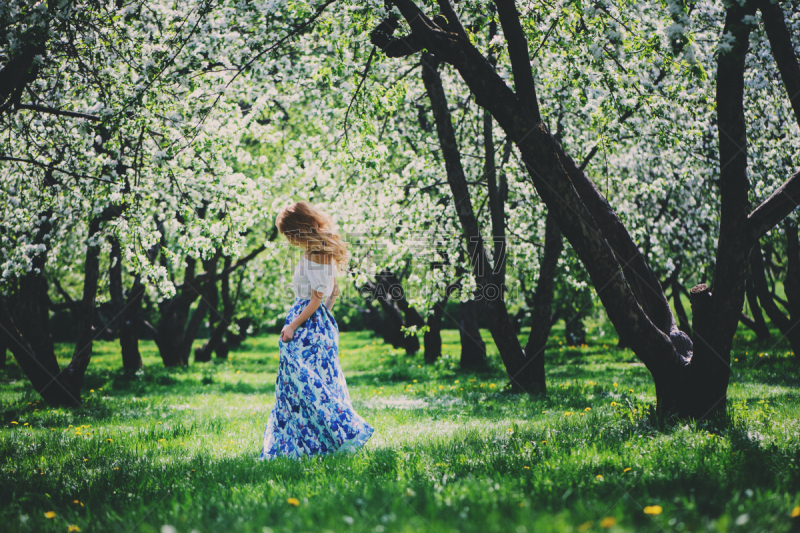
left=259, top=298, right=374, bottom=460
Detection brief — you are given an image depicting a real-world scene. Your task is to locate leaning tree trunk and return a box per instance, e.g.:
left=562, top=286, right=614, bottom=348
left=522, top=212, right=563, bottom=392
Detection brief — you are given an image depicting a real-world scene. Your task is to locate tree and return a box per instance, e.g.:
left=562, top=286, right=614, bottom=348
left=368, top=0, right=800, bottom=418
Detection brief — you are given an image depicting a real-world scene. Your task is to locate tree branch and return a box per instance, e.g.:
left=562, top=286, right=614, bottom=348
left=747, top=169, right=800, bottom=240
left=760, top=0, right=800, bottom=129
left=14, top=103, right=101, bottom=121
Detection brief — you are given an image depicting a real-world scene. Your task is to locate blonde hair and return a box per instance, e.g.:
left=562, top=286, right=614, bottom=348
left=276, top=201, right=349, bottom=273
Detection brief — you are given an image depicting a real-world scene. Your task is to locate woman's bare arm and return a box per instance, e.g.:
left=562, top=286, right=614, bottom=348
left=281, top=290, right=323, bottom=342
left=324, top=278, right=339, bottom=309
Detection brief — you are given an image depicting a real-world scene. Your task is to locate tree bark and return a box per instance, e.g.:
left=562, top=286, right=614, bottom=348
left=522, top=212, right=562, bottom=391
left=459, top=299, right=488, bottom=370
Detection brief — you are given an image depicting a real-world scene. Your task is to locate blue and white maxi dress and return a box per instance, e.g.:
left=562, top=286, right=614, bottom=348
left=259, top=257, right=373, bottom=460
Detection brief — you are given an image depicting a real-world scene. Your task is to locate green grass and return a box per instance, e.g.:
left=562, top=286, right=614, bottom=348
left=1, top=324, right=800, bottom=532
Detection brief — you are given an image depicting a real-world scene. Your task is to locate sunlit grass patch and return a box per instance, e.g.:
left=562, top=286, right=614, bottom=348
left=1, top=325, right=799, bottom=532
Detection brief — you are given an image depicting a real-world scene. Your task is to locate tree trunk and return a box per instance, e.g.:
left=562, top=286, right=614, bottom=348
left=109, top=237, right=143, bottom=371
left=459, top=299, right=487, bottom=370
left=744, top=278, right=769, bottom=341
left=522, top=212, right=562, bottom=391
left=424, top=295, right=447, bottom=364
left=421, top=53, right=531, bottom=388
left=783, top=219, right=800, bottom=357
left=192, top=254, right=220, bottom=363
left=671, top=282, right=693, bottom=338
left=196, top=257, right=232, bottom=361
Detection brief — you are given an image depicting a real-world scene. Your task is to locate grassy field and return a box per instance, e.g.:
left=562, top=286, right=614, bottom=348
left=1, top=323, right=800, bottom=533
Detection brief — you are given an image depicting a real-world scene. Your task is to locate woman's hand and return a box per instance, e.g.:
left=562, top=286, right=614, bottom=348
left=280, top=324, right=296, bottom=342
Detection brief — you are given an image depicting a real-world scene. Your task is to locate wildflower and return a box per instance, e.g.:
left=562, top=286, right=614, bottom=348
left=791, top=506, right=800, bottom=518
left=83, top=459, right=87, bottom=462
left=106, top=439, right=113, bottom=443
left=454, top=380, right=459, bottom=384
left=113, top=467, right=119, bottom=470
left=644, top=505, right=663, bottom=515
left=628, top=389, right=634, bottom=393
left=287, top=498, right=300, bottom=506
left=613, top=383, right=618, bottom=387
left=523, top=466, right=530, bottom=470
left=564, top=412, right=573, bottom=417
left=600, top=517, right=616, bottom=528
left=159, top=439, right=166, bottom=442
left=610, top=402, right=618, bottom=406
left=90, top=389, right=94, bottom=393
left=584, top=407, right=591, bottom=412
left=578, top=522, right=592, bottom=532
left=413, top=380, right=417, bottom=383
left=541, top=440, right=547, bottom=444
left=44, top=511, right=56, bottom=519
left=24, top=423, right=29, bottom=426
left=73, top=500, right=80, bottom=504
left=596, top=475, right=604, bottom=481
left=10, top=421, right=17, bottom=425
left=68, top=526, right=81, bottom=532
left=623, top=467, right=632, bottom=473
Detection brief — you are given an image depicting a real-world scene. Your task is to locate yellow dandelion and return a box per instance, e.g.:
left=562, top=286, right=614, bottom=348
left=23, top=423, right=29, bottom=426
left=584, top=407, right=591, bottom=412
left=610, top=402, right=618, bottom=406
left=613, top=383, right=618, bottom=387
left=454, top=380, right=459, bottom=384
left=287, top=498, right=300, bottom=506
left=89, top=389, right=94, bottom=393
left=68, top=526, right=81, bottom=532
left=44, top=511, right=56, bottom=519
left=10, top=421, right=17, bottom=425
left=113, top=467, right=119, bottom=470
left=490, top=384, right=496, bottom=388
left=623, top=467, right=632, bottom=473
left=523, top=466, right=530, bottom=470
left=596, top=475, right=604, bottom=481
left=600, top=517, right=616, bottom=528
left=159, top=439, right=166, bottom=442
left=73, top=500, right=80, bottom=504
left=413, top=380, right=417, bottom=383
left=541, top=440, right=547, bottom=444
left=578, top=522, right=592, bottom=532
left=628, top=389, right=634, bottom=393
left=791, top=506, right=800, bottom=518
left=83, top=459, right=87, bottom=462
left=106, top=439, right=113, bottom=443
left=643, top=505, right=663, bottom=515
left=564, top=411, right=573, bottom=417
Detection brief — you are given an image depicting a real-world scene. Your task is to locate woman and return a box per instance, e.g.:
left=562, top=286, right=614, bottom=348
left=259, top=201, right=374, bottom=460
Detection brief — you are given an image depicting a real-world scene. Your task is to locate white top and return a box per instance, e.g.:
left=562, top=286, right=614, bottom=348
left=292, top=256, right=335, bottom=300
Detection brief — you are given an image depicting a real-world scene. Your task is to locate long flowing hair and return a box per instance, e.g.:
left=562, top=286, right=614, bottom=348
left=275, top=201, right=349, bottom=273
